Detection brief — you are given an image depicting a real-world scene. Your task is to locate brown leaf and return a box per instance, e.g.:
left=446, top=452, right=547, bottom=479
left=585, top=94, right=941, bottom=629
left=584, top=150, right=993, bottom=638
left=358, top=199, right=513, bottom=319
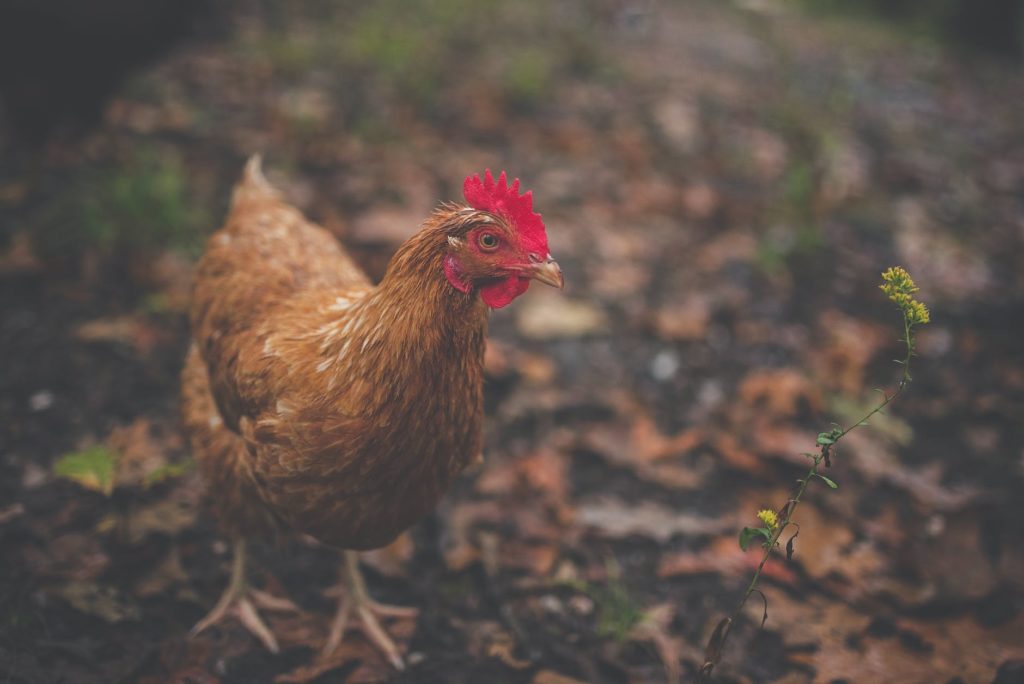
left=24, top=532, right=110, bottom=582
left=443, top=500, right=505, bottom=571
left=577, top=497, right=730, bottom=542
left=124, top=481, right=200, bottom=544
left=476, top=450, right=568, bottom=500
left=709, top=432, right=764, bottom=473
left=738, top=369, right=823, bottom=419
left=107, top=418, right=168, bottom=489
left=657, top=534, right=799, bottom=587
left=517, top=450, right=569, bottom=500
left=629, top=603, right=684, bottom=684
left=361, top=532, right=414, bottom=578
left=134, top=547, right=190, bottom=598
left=696, top=231, right=757, bottom=271
left=0, top=502, right=25, bottom=524
left=499, top=540, right=559, bottom=576
left=843, top=430, right=978, bottom=510
left=54, top=582, right=141, bottom=623
left=786, top=503, right=883, bottom=586
left=0, top=231, right=40, bottom=274
left=486, top=634, right=532, bottom=670
left=651, top=294, right=711, bottom=341
left=752, top=591, right=1024, bottom=683
left=274, top=627, right=410, bottom=683
left=581, top=411, right=709, bottom=490
left=681, top=182, right=720, bottom=219
left=515, top=291, right=609, bottom=340
left=73, top=316, right=161, bottom=355
left=810, top=310, right=888, bottom=395
left=532, top=670, right=588, bottom=684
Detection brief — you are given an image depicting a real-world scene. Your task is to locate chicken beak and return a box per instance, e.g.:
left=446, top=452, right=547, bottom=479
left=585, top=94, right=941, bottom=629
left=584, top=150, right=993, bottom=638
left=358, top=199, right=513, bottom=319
left=530, top=256, right=564, bottom=289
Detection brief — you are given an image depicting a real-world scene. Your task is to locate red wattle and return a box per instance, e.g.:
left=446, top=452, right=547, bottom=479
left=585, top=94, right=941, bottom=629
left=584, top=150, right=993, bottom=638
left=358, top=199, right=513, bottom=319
left=446, top=255, right=530, bottom=308
left=479, top=277, right=530, bottom=309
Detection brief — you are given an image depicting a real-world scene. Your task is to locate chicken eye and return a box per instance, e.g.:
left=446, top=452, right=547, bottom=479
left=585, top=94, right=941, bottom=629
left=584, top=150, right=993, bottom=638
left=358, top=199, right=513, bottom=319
left=478, top=233, right=500, bottom=251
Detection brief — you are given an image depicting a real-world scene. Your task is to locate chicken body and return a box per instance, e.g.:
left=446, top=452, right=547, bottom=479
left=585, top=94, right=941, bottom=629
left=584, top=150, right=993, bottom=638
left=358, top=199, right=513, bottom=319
left=181, top=159, right=560, bottom=662
left=184, top=160, right=487, bottom=549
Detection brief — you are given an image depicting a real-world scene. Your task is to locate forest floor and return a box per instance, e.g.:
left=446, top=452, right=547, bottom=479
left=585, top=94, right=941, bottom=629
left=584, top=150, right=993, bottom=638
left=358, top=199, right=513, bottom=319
left=1, top=1, right=1023, bottom=682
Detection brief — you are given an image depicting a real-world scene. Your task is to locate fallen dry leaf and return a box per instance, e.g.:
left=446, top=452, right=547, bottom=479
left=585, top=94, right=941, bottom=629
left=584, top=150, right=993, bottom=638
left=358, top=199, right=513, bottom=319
left=532, top=670, right=588, bottom=684
left=23, top=532, right=110, bottom=582
left=515, top=291, right=609, bottom=339
left=443, top=500, right=505, bottom=571
left=651, top=294, right=711, bottom=341
left=738, top=368, right=823, bottom=419
left=361, top=531, right=414, bottom=578
left=657, top=534, right=799, bottom=588
left=785, top=502, right=885, bottom=588
left=842, top=430, right=978, bottom=510
left=628, top=603, right=685, bottom=684
left=0, top=502, right=25, bottom=524
left=577, top=497, right=731, bottom=543
left=124, top=481, right=201, bottom=543
left=73, top=316, right=161, bottom=355
left=54, top=582, right=141, bottom=623
left=810, top=309, right=888, bottom=395
left=134, top=547, right=191, bottom=598
left=274, top=616, right=415, bottom=683
left=748, top=591, right=1024, bottom=683
left=107, top=418, right=170, bottom=489
left=476, top=450, right=568, bottom=501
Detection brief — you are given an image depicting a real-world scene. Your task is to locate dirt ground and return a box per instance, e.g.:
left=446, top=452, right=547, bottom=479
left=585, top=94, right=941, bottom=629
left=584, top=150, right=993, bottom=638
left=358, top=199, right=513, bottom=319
left=1, top=1, right=1023, bottom=682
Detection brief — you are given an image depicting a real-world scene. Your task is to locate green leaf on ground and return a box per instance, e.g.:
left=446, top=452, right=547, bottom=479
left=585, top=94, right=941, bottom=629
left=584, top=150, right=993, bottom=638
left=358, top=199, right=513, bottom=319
left=54, top=446, right=119, bottom=496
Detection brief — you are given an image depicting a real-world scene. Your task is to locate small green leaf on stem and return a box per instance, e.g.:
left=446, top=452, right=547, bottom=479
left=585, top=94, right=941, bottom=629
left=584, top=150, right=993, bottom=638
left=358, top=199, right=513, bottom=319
left=816, top=474, right=839, bottom=489
left=816, top=433, right=835, bottom=445
left=739, top=526, right=772, bottom=551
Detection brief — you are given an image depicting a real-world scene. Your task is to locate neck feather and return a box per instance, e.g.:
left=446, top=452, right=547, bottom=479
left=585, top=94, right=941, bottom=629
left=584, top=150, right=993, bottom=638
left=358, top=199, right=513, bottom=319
left=314, top=208, right=488, bottom=384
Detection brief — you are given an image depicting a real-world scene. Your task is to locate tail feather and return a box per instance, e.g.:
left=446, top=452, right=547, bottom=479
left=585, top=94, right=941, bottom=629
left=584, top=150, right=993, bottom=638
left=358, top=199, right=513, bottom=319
left=231, top=154, right=280, bottom=209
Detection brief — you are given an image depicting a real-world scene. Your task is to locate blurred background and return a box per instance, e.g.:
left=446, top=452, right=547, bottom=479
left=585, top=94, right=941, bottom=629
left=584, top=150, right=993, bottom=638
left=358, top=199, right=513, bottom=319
left=1, top=0, right=1022, bottom=682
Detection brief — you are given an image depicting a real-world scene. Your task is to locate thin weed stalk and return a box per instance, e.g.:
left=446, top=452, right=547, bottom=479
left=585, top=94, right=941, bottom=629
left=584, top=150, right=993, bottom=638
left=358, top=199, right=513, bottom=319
left=700, top=267, right=930, bottom=679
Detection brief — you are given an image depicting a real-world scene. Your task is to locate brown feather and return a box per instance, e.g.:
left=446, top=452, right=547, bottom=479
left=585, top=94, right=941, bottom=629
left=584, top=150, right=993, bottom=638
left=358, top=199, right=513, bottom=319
left=182, top=159, right=490, bottom=550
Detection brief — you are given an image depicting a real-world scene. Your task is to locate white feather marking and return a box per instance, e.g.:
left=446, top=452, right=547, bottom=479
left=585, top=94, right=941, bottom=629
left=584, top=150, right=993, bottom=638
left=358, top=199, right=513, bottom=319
left=208, top=415, right=222, bottom=428
left=329, top=297, right=353, bottom=311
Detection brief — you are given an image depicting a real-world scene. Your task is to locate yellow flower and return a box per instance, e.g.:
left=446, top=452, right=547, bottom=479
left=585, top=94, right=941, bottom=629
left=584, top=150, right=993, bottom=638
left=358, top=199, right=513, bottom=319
left=756, top=508, right=779, bottom=530
left=880, top=267, right=930, bottom=326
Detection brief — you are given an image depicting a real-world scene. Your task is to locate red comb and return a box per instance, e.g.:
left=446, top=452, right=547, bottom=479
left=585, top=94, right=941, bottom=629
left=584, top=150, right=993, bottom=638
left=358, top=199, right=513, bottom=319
left=463, top=170, right=548, bottom=253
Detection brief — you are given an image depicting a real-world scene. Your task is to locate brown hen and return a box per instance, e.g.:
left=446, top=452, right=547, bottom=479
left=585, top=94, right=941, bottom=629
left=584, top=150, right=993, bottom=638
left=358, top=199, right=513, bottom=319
left=181, top=158, right=562, bottom=667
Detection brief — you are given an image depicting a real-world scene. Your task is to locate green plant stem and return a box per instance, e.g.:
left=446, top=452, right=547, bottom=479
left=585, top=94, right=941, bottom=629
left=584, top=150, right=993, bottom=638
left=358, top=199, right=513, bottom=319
left=701, top=317, right=917, bottom=679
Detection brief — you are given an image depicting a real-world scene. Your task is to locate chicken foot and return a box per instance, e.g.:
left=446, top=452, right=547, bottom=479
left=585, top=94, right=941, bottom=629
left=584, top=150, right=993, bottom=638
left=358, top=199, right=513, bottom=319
left=322, top=550, right=418, bottom=669
left=190, top=539, right=301, bottom=653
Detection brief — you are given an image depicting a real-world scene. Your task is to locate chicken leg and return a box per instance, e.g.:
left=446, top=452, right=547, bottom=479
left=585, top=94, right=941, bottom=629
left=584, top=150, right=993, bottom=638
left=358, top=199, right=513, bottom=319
left=322, top=550, right=418, bottom=669
left=191, top=539, right=301, bottom=653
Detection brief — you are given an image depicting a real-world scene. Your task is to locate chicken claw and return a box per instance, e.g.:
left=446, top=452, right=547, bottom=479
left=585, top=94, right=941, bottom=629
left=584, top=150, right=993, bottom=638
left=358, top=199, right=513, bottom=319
left=322, top=551, right=419, bottom=669
left=190, top=539, right=301, bottom=653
